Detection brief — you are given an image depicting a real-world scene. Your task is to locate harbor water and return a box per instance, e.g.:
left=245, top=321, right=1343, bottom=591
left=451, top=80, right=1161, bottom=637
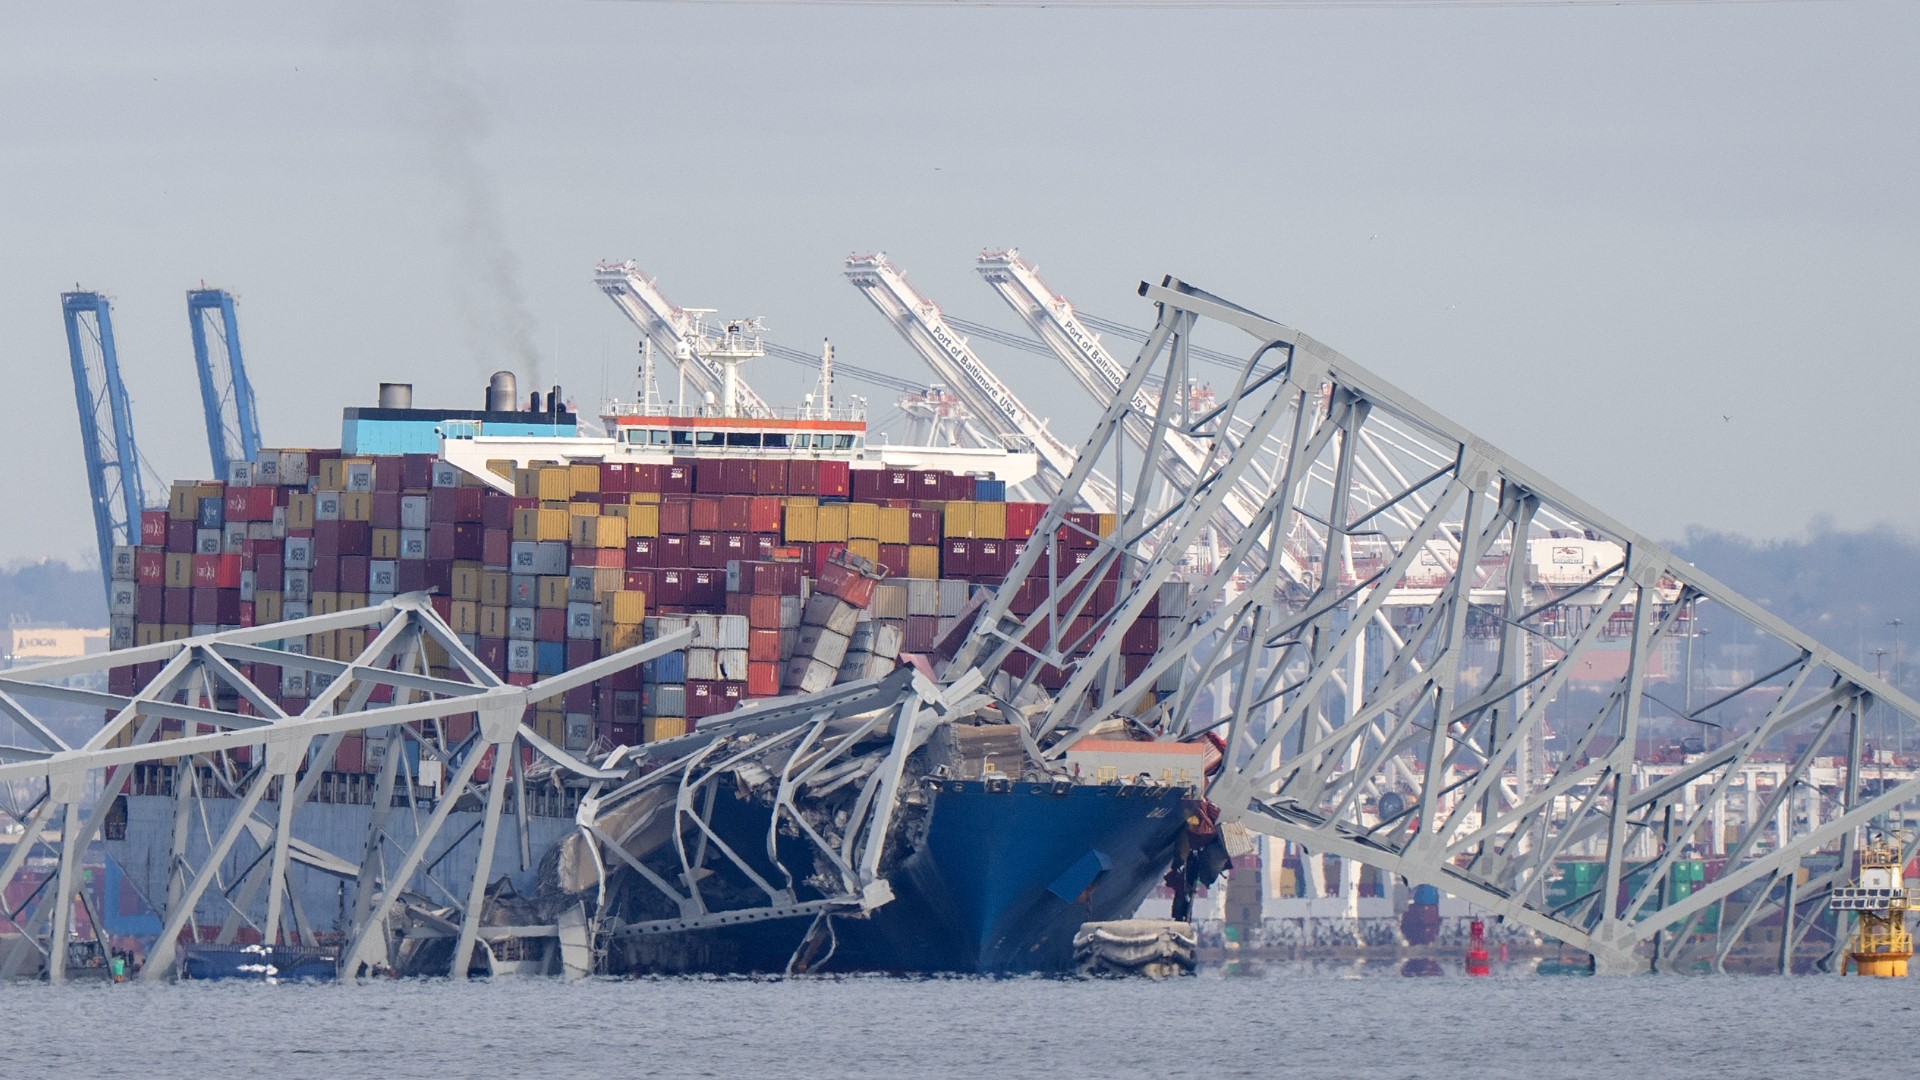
left=5, top=963, right=1909, bottom=1079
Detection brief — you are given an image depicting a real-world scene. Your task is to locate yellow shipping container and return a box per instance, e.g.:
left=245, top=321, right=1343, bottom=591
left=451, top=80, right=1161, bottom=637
left=538, top=576, right=569, bottom=608
left=593, top=567, right=624, bottom=595
left=317, top=459, right=346, bottom=492
left=255, top=590, right=282, bottom=624
left=907, top=545, right=941, bottom=579
left=1096, top=513, right=1117, bottom=538
left=512, top=507, right=539, bottom=541
left=480, top=605, right=508, bottom=639
left=481, top=570, right=510, bottom=607
left=847, top=502, right=880, bottom=540
left=165, top=553, right=193, bottom=588
left=372, top=529, right=400, bottom=559
left=338, top=592, right=367, bottom=611
left=570, top=463, right=600, bottom=494
left=135, top=624, right=162, bottom=647
left=450, top=601, right=479, bottom=634
left=628, top=491, right=662, bottom=505
left=877, top=507, right=911, bottom=545
left=944, top=501, right=976, bottom=539
left=451, top=566, right=481, bottom=601
left=338, top=628, right=367, bottom=657
left=603, top=590, right=647, bottom=624
left=537, top=465, right=573, bottom=501
left=168, top=484, right=196, bottom=521
left=847, top=539, right=880, bottom=563
left=974, top=502, right=1007, bottom=540
left=627, top=503, right=660, bottom=538
left=312, top=592, right=339, bottom=616
left=602, top=621, right=644, bottom=652
left=342, top=492, right=373, bottom=522
left=784, top=495, right=819, bottom=509
left=784, top=502, right=818, bottom=543
left=485, top=460, right=514, bottom=481
left=645, top=717, right=689, bottom=742
left=536, top=508, right=570, bottom=541
left=567, top=500, right=599, bottom=521
left=309, top=631, right=337, bottom=659
left=817, top=503, right=851, bottom=543
left=572, top=514, right=627, bottom=549
left=161, top=624, right=189, bottom=642
left=286, top=492, right=315, bottom=531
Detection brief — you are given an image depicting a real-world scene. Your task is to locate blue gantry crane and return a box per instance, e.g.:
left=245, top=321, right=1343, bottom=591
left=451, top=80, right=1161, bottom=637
left=186, top=287, right=262, bottom=480
left=62, top=290, right=148, bottom=598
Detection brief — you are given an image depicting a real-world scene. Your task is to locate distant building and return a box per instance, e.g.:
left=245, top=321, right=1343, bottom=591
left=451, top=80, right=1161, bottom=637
left=3, top=626, right=108, bottom=671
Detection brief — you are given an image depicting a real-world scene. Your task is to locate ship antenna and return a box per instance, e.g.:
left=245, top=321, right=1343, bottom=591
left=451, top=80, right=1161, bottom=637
left=818, top=338, right=834, bottom=417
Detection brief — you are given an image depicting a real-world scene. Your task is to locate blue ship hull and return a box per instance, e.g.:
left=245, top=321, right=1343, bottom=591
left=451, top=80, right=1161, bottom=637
left=609, top=779, right=1191, bottom=976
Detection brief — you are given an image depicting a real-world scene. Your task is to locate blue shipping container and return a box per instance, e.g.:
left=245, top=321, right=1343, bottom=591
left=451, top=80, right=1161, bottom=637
left=197, top=496, right=225, bottom=529
left=536, top=642, right=567, bottom=675
left=974, top=479, right=1007, bottom=502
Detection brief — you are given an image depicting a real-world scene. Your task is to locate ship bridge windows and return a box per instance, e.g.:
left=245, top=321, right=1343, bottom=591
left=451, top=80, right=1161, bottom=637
left=724, top=432, right=759, bottom=448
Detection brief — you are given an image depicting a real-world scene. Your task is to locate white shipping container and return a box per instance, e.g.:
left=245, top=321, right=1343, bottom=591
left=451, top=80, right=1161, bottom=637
left=506, top=640, right=537, bottom=674
left=314, top=491, right=343, bottom=521
left=937, top=579, right=969, bottom=618
left=779, top=595, right=804, bottom=628
left=689, top=614, right=722, bottom=647
left=368, top=591, right=395, bottom=607
left=566, top=601, right=600, bottom=640
left=239, top=569, right=256, bottom=602
left=568, top=569, right=596, bottom=603
left=344, top=461, right=375, bottom=493
left=872, top=623, right=904, bottom=659
left=509, top=575, right=536, bottom=606
left=369, top=560, right=397, bottom=593
left=283, top=569, right=312, bottom=602
left=905, top=578, right=939, bottom=617
left=223, top=523, right=247, bottom=552
left=253, top=455, right=280, bottom=485
left=646, top=684, right=686, bottom=717
left=719, top=648, right=750, bottom=680
left=685, top=647, right=719, bottom=681
left=802, top=594, right=859, bottom=635
left=432, top=462, right=461, bottom=488
left=533, top=542, right=567, bottom=575
left=247, top=522, right=278, bottom=541
left=399, top=529, right=427, bottom=560
left=277, top=450, right=310, bottom=486
left=190, top=623, right=218, bottom=637
left=787, top=658, right=839, bottom=696
left=400, top=495, right=430, bottom=530
left=565, top=717, right=592, bottom=751
left=108, top=615, right=135, bottom=649
left=507, top=607, right=537, bottom=640
left=717, top=614, right=749, bottom=650
left=285, top=536, right=315, bottom=569
left=281, top=669, right=308, bottom=696
left=510, top=542, right=539, bottom=574
left=796, top=626, right=849, bottom=670
left=109, top=545, right=136, bottom=581
left=872, top=582, right=909, bottom=620
left=195, top=529, right=223, bottom=555
left=643, top=614, right=690, bottom=640
left=281, top=601, right=310, bottom=620
left=226, top=460, right=253, bottom=486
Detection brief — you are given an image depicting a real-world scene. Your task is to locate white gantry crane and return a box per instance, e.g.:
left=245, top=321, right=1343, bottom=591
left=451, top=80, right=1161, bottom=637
left=846, top=252, right=1114, bottom=512
left=595, top=261, right=773, bottom=417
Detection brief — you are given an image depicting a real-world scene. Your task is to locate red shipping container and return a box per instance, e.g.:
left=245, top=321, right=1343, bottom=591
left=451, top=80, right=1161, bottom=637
left=335, top=734, right=365, bottom=774
left=788, top=460, right=818, bottom=496
left=689, top=569, right=725, bottom=606
left=428, top=522, right=484, bottom=560
left=694, top=459, right=728, bottom=495
left=396, top=560, right=428, bottom=592
left=755, top=459, right=788, bottom=494
left=1060, top=512, right=1102, bottom=551
left=340, top=555, right=371, bottom=592
left=718, top=496, right=751, bottom=532
left=657, top=568, right=688, bottom=605
left=913, top=470, right=944, bottom=498
left=719, top=681, right=747, bottom=708
left=747, top=496, right=783, bottom=534
left=163, top=588, right=191, bottom=623
left=943, top=538, right=974, bottom=578
left=370, top=457, right=402, bottom=492
left=629, top=463, right=663, bottom=493
left=626, top=537, right=658, bottom=567
left=192, top=553, right=243, bottom=589
left=368, top=491, right=400, bottom=529
left=482, top=527, right=511, bottom=567
left=974, top=540, right=1006, bottom=582
left=167, top=519, right=196, bottom=553
left=689, top=532, right=722, bottom=568
left=747, top=661, right=780, bottom=697
left=753, top=534, right=776, bottom=560
left=659, top=497, right=693, bottom=535
left=818, top=460, right=851, bottom=498
left=691, top=496, right=723, bottom=533
left=725, top=592, right=751, bottom=617
left=658, top=535, right=687, bottom=565
left=135, top=550, right=165, bottom=585
left=724, top=458, right=755, bottom=495
left=482, top=492, right=513, bottom=530
left=401, top=454, right=435, bottom=490
left=599, top=461, right=630, bottom=494
left=623, top=569, right=656, bottom=596
left=664, top=459, right=695, bottom=494
left=431, top=487, right=485, bottom=524
left=815, top=561, right=876, bottom=608
left=476, top=638, right=507, bottom=673
left=877, top=544, right=910, bottom=578
left=136, top=584, right=164, bottom=621
left=430, top=594, right=454, bottom=623
left=1005, top=502, right=1045, bottom=540
left=141, top=509, right=169, bottom=546
left=906, top=615, right=940, bottom=652
left=907, top=508, right=941, bottom=546
left=747, top=594, right=783, bottom=628
left=721, top=533, right=750, bottom=563
left=1121, top=618, right=1161, bottom=655
left=687, top=680, right=719, bottom=717
left=536, top=608, right=566, bottom=640
left=748, top=628, right=782, bottom=661
left=850, top=469, right=882, bottom=502
left=810, top=542, right=845, bottom=580
left=312, top=556, right=341, bottom=592
left=567, top=639, right=598, bottom=668
left=191, top=588, right=243, bottom=624
left=946, top=473, right=977, bottom=501
left=318, top=520, right=373, bottom=555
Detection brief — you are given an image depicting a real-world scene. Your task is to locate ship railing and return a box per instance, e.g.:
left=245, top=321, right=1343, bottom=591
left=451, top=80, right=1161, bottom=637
left=602, top=401, right=868, bottom=423
left=439, top=420, right=483, bottom=440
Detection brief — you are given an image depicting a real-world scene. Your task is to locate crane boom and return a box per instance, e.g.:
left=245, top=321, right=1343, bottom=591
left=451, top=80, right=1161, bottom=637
left=594, top=261, right=772, bottom=416
left=62, top=291, right=147, bottom=599
left=845, top=253, right=1113, bottom=512
left=187, top=288, right=263, bottom=480
left=975, top=249, right=1312, bottom=584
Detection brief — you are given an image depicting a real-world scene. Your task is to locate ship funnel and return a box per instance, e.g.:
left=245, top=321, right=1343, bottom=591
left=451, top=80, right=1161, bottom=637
left=550, top=385, right=563, bottom=415
left=486, top=371, right=518, bottom=412
left=378, top=382, right=413, bottom=409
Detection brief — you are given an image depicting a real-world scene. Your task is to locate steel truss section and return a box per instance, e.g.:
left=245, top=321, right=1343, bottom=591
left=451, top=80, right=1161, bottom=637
left=0, top=593, right=688, bottom=983
left=956, top=275, right=1920, bottom=973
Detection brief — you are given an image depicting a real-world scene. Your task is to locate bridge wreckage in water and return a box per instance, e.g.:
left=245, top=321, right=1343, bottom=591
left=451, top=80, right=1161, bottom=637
left=6, top=273, right=1920, bottom=980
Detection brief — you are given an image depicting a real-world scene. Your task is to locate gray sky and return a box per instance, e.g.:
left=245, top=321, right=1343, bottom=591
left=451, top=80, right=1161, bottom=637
left=4, top=0, right=1915, bottom=568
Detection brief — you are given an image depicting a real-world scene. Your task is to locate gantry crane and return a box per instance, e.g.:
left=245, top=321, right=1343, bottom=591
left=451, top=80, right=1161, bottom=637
left=62, top=291, right=148, bottom=598
left=845, top=253, right=1114, bottom=511
left=187, top=288, right=263, bottom=480
left=594, top=261, right=773, bottom=417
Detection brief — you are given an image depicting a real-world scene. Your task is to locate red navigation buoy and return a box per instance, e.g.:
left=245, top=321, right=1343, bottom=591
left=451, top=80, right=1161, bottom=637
left=1466, top=918, right=1492, bottom=976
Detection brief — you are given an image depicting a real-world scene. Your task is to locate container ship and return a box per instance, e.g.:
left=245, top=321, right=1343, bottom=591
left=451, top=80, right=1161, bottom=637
left=100, top=360, right=1215, bottom=977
